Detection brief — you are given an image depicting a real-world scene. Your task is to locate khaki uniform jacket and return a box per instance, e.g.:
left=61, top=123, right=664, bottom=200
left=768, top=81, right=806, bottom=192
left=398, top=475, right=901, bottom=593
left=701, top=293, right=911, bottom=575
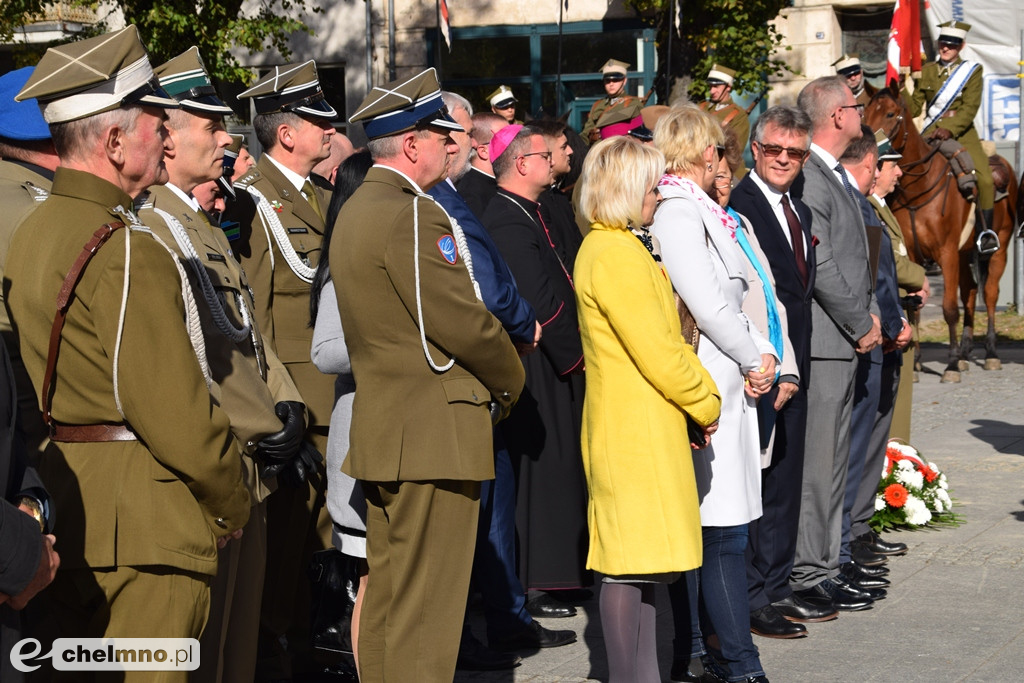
left=701, top=96, right=751, bottom=150
left=332, top=166, right=525, bottom=482
left=908, top=57, right=982, bottom=139
left=225, top=155, right=335, bottom=429
left=5, top=168, right=249, bottom=574
left=139, top=184, right=305, bottom=501
left=581, top=95, right=641, bottom=143
left=869, top=195, right=926, bottom=298
left=0, top=160, right=52, bottom=451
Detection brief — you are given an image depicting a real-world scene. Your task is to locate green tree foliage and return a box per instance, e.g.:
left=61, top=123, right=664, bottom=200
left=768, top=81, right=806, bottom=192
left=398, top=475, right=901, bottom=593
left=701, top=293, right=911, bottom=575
left=2, top=0, right=317, bottom=85
left=624, top=0, right=793, bottom=103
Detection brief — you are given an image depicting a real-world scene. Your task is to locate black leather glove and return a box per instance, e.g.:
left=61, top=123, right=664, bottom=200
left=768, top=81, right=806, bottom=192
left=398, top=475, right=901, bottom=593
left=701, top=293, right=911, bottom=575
left=930, top=127, right=952, bottom=141
left=254, top=401, right=305, bottom=466
left=277, top=441, right=324, bottom=488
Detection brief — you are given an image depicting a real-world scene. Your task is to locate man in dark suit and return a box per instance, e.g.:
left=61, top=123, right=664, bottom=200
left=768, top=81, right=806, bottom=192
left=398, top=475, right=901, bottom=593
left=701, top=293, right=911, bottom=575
left=334, top=68, right=525, bottom=681
left=837, top=127, right=911, bottom=593
left=789, top=76, right=882, bottom=612
left=732, top=106, right=838, bottom=638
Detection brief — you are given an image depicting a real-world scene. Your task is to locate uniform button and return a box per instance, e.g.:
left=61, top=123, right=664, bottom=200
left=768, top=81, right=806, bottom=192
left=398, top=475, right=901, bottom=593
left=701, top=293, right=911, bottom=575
left=215, top=517, right=228, bottom=529
left=500, top=391, right=511, bottom=400
left=472, top=392, right=478, bottom=401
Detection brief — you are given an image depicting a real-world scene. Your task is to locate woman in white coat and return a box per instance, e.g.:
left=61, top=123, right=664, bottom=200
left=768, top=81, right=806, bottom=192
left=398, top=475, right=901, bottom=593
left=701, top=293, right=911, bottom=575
left=651, top=104, right=775, bottom=683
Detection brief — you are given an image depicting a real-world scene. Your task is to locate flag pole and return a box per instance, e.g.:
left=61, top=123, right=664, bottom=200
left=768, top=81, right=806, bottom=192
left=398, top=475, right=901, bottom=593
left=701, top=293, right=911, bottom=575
left=556, top=0, right=565, bottom=116
left=666, top=0, right=675, bottom=100
left=435, top=0, right=444, bottom=82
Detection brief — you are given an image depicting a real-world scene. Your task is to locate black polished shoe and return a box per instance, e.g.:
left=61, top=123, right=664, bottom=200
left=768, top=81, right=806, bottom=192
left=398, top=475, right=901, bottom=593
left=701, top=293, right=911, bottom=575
left=669, top=655, right=728, bottom=683
left=858, top=530, right=908, bottom=556
left=456, top=632, right=522, bottom=671
left=796, top=579, right=873, bottom=612
left=489, top=620, right=577, bottom=651
left=750, top=604, right=807, bottom=639
left=850, top=540, right=888, bottom=567
left=525, top=591, right=577, bottom=619
left=834, top=572, right=887, bottom=600
left=841, top=562, right=890, bottom=588
left=742, top=677, right=770, bottom=683
left=771, top=593, right=838, bottom=623
left=853, top=560, right=890, bottom=577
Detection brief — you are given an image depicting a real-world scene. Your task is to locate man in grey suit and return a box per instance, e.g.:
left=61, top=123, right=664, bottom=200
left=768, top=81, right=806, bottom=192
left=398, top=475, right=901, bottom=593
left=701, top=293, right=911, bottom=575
left=789, top=76, right=882, bottom=612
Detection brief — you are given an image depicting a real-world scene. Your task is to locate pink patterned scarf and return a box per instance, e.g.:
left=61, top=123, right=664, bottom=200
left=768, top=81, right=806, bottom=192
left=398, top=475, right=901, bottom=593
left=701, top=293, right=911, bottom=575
left=658, top=173, right=738, bottom=242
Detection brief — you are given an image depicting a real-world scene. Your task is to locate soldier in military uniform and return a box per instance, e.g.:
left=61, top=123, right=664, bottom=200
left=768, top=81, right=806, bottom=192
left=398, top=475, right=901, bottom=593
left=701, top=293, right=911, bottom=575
left=833, top=54, right=878, bottom=107
left=336, top=68, right=525, bottom=681
left=7, top=26, right=250, bottom=673
left=581, top=59, right=642, bottom=144
left=0, top=67, right=58, bottom=459
left=137, top=47, right=310, bottom=683
left=487, top=85, right=523, bottom=125
left=699, top=64, right=750, bottom=178
left=905, top=21, right=997, bottom=254
left=221, top=60, right=337, bottom=678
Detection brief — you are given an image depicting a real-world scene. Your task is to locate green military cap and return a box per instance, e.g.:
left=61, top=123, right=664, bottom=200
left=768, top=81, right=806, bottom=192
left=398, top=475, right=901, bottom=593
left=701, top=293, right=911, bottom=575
left=707, top=64, right=737, bottom=86
left=349, top=67, right=464, bottom=140
left=599, top=59, right=630, bottom=78
left=487, top=85, right=517, bottom=109
left=15, top=25, right=177, bottom=123
left=238, top=61, right=338, bottom=119
left=155, top=46, right=233, bottom=115
left=874, top=129, right=903, bottom=161
left=937, top=21, right=971, bottom=44
left=832, top=54, right=863, bottom=76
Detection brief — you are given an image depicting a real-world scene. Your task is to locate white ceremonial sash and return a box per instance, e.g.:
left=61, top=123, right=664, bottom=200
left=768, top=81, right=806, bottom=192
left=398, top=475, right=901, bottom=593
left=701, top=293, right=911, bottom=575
left=923, top=60, right=980, bottom=130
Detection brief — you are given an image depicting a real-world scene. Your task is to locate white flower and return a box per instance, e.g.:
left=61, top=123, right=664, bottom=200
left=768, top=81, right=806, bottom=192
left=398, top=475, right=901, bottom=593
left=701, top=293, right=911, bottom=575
left=888, top=441, right=919, bottom=459
left=875, top=495, right=886, bottom=511
left=896, top=459, right=915, bottom=471
left=939, top=474, right=949, bottom=490
left=928, top=461, right=940, bottom=472
left=931, top=496, right=944, bottom=513
left=895, top=466, right=924, bottom=490
left=937, top=488, right=952, bottom=508
left=904, top=494, right=932, bottom=525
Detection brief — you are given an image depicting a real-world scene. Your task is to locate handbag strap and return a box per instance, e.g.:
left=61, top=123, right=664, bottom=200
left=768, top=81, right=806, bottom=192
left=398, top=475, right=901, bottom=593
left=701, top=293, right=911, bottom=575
left=42, top=222, right=127, bottom=431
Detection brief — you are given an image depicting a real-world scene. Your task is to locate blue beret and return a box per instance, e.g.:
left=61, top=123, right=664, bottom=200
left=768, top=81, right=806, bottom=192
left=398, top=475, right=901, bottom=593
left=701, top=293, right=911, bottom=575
left=0, top=67, right=51, bottom=141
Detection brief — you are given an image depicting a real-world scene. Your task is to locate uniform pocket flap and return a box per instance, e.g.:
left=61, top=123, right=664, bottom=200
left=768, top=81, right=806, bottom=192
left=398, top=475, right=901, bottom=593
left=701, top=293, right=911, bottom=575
left=275, top=336, right=312, bottom=364
left=441, top=377, right=489, bottom=406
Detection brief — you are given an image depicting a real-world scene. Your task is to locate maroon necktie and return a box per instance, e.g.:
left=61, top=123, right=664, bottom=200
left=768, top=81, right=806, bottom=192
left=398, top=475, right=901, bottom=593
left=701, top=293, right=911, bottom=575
left=781, top=194, right=808, bottom=287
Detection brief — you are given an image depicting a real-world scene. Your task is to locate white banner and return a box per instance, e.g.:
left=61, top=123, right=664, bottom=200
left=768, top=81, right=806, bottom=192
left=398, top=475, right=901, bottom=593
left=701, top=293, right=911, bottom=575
left=923, top=1, right=1022, bottom=141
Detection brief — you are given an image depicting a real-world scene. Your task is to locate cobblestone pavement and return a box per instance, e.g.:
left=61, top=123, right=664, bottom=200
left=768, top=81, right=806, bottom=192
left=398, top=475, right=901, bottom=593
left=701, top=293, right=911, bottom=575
left=457, top=298, right=1024, bottom=682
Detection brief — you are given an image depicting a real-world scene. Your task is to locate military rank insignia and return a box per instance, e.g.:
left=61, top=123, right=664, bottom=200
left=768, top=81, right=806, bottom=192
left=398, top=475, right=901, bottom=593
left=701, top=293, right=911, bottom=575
left=437, top=234, right=458, bottom=264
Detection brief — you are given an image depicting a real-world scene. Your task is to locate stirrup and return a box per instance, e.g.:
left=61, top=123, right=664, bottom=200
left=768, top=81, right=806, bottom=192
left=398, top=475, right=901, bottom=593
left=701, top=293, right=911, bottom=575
left=976, top=229, right=999, bottom=255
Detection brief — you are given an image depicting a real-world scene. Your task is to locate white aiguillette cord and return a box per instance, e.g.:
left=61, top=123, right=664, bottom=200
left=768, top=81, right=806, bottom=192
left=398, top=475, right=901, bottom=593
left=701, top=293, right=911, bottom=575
left=243, top=184, right=316, bottom=283
left=411, top=192, right=481, bottom=373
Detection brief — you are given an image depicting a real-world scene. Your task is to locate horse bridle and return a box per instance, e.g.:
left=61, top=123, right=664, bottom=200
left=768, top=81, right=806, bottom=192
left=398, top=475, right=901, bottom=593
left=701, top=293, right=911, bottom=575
left=883, top=110, right=908, bottom=152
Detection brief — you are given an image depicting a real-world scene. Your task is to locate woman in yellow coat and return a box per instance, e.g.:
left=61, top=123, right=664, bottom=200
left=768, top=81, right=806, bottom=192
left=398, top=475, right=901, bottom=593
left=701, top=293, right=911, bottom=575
left=574, top=136, right=722, bottom=683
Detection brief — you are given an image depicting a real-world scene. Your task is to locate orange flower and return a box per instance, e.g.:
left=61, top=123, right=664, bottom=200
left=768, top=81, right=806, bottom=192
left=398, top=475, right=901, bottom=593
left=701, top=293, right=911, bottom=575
left=884, top=483, right=909, bottom=508
left=920, top=466, right=938, bottom=483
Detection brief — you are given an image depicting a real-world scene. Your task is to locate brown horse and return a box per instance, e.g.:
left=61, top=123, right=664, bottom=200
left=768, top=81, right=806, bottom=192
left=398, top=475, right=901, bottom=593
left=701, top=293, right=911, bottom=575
left=865, top=86, right=1017, bottom=382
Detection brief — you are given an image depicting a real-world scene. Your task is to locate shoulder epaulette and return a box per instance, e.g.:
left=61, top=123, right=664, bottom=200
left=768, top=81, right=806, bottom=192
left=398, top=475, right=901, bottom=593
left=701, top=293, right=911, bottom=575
left=234, top=167, right=262, bottom=190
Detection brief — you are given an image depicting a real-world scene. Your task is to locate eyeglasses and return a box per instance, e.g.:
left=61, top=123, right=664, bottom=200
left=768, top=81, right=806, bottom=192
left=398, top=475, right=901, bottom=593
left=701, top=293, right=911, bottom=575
left=713, top=176, right=733, bottom=188
left=755, top=142, right=810, bottom=161
left=518, top=151, right=552, bottom=162
left=836, top=103, right=865, bottom=116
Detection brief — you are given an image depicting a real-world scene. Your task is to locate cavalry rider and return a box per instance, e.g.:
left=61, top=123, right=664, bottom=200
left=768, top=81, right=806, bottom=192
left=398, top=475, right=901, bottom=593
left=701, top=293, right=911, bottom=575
left=699, top=64, right=750, bottom=178
left=833, top=54, right=877, bottom=107
left=905, top=21, right=998, bottom=255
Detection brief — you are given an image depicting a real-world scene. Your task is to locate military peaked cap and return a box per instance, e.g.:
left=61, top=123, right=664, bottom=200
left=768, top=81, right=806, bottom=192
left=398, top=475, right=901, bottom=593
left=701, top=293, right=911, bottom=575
left=875, top=129, right=903, bottom=161
left=239, top=61, right=338, bottom=119
left=832, top=54, right=863, bottom=76
left=156, top=47, right=233, bottom=115
left=350, top=68, right=463, bottom=140
left=487, top=85, right=517, bottom=109
left=16, top=25, right=177, bottom=123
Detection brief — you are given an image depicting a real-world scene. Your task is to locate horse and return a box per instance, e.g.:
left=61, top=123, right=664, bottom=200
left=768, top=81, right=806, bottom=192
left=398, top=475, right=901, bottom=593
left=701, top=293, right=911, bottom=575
left=864, top=86, right=1017, bottom=383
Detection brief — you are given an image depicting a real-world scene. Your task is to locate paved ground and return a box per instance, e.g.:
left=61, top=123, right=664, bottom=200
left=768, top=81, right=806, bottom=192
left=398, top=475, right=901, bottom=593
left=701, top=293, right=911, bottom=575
left=457, top=281, right=1024, bottom=682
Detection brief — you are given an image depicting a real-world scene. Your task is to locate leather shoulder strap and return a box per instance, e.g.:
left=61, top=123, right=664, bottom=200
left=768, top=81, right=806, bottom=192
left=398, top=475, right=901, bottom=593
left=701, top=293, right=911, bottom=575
left=42, top=222, right=126, bottom=429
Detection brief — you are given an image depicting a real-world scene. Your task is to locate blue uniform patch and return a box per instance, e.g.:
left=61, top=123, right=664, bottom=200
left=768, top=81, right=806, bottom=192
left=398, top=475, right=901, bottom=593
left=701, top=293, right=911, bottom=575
left=437, top=235, right=458, bottom=264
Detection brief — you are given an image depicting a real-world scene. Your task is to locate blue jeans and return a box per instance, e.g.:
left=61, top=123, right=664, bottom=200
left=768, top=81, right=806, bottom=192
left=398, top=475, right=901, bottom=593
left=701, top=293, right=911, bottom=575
left=700, top=524, right=765, bottom=682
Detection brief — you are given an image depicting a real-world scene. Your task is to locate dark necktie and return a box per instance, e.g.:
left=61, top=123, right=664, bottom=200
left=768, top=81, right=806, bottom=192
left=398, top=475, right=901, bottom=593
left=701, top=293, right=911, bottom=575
left=781, top=194, right=808, bottom=288
left=835, top=162, right=858, bottom=205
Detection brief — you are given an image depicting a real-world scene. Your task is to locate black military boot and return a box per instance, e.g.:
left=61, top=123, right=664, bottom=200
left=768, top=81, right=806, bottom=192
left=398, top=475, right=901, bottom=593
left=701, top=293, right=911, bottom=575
left=976, top=207, right=999, bottom=255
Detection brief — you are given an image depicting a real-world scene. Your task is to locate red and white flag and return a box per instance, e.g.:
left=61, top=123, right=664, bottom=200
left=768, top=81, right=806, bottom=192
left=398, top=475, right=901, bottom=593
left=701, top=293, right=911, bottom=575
left=439, top=0, right=452, bottom=52
left=887, top=0, right=922, bottom=86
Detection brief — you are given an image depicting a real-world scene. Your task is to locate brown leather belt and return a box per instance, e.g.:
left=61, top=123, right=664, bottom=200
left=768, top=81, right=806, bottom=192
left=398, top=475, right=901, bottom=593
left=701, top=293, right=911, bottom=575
left=940, top=110, right=957, bottom=118
left=50, top=422, right=138, bottom=443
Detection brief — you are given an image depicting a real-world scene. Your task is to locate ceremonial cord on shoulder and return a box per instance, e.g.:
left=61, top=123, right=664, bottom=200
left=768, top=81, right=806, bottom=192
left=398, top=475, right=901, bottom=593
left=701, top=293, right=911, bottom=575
left=115, top=221, right=213, bottom=410
left=243, top=184, right=316, bottom=283
left=154, top=207, right=253, bottom=344
left=411, top=193, right=482, bottom=373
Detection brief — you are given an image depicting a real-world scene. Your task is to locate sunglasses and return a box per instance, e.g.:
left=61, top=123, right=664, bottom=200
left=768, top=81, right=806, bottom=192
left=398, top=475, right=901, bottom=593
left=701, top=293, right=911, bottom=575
left=756, top=142, right=810, bottom=161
